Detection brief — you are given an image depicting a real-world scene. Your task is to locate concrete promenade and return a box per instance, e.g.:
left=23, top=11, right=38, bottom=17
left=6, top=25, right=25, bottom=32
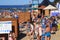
left=20, top=28, right=60, bottom=40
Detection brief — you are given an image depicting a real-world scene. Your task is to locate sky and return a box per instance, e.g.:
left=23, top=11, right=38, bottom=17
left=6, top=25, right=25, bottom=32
left=0, top=0, right=54, bottom=5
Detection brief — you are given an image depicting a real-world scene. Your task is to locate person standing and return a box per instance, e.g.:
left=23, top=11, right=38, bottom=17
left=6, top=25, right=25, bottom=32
left=39, top=23, right=42, bottom=40
left=45, top=22, right=51, bottom=40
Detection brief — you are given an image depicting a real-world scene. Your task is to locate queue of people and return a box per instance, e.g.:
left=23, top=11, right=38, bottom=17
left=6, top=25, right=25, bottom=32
left=0, top=10, right=58, bottom=40
left=24, top=14, right=58, bottom=40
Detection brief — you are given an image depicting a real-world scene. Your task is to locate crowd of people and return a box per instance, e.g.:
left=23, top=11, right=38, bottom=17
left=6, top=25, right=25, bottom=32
left=0, top=10, right=59, bottom=40
left=19, top=12, right=59, bottom=40
left=0, top=10, right=19, bottom=18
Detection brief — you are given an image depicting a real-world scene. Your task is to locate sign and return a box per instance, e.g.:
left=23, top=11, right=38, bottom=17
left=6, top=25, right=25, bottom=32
left=0, top=21, right=12, bottom=34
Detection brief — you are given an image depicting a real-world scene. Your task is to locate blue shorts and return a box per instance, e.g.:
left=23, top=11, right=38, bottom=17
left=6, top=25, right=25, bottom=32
left=45, top=32, right=51, bottom=37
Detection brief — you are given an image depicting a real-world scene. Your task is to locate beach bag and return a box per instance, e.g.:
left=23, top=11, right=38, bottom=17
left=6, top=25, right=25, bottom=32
left=58, top=24, right=60, bottom=29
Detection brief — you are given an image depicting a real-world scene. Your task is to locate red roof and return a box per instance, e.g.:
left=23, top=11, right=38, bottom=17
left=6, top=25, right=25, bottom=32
left=39, top=5, right=46, bottom=9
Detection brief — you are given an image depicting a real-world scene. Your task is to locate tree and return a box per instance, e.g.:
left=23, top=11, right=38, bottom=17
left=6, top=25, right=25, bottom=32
left=54, top=0, right=60, bottom=4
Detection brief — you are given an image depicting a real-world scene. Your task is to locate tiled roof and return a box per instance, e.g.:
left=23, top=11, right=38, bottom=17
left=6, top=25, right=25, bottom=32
left=39, top=5, right=46, bottom=9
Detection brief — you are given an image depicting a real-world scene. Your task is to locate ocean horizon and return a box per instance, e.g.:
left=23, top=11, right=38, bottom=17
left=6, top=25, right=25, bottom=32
left=0, top=5, right=31, bottom=8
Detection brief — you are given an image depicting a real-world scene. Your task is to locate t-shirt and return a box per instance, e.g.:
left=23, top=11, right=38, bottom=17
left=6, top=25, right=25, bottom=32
left=42, top=19, right=45, bottom=23
left=39, top=27, right=42, bottom=36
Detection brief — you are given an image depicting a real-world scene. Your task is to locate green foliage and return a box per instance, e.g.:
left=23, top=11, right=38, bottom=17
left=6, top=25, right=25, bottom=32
left=54, top=0, right=60, bottom=4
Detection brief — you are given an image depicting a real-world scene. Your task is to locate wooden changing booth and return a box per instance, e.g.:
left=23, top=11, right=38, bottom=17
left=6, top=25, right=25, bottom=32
left=0, top=18, right=18, bottom=40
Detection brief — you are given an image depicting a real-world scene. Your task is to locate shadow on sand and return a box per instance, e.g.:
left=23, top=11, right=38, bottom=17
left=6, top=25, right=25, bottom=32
left=17, top=33, right=26, bottom=40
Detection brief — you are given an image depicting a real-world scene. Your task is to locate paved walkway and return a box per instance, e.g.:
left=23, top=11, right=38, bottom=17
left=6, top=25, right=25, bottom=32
left=51, top=30, right=60, bottom=40
left=20, top=28, right=60, bottom=40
